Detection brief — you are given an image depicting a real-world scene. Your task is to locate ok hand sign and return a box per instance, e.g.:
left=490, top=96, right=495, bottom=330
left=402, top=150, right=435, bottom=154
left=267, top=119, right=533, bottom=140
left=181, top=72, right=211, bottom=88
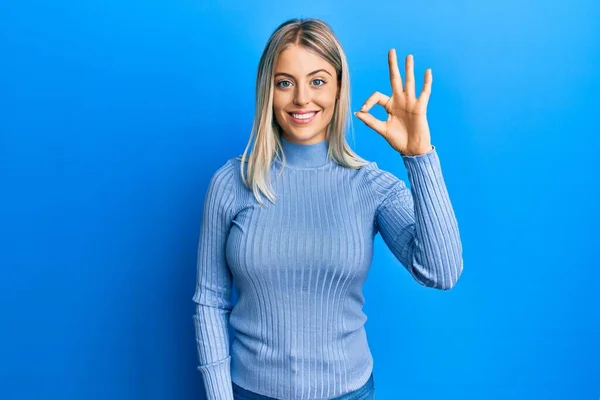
left=355, top=49, right=434, bottom=156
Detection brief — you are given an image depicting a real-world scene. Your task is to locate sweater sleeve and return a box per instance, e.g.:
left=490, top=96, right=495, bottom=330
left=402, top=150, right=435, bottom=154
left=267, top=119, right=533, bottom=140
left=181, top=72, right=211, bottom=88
left=192, top=160, right=236, bottom=399
left=374, top=145, right=463, bottom=290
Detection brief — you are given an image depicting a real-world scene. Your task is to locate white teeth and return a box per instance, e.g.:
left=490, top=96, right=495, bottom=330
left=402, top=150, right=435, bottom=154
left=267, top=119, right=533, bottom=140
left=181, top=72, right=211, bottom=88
left=291, top=112, right=316, bottom=119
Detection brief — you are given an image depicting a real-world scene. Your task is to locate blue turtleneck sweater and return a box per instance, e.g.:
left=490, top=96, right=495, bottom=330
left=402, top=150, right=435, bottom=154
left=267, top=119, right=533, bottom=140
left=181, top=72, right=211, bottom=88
left=192, top=136, right=463, bottom=400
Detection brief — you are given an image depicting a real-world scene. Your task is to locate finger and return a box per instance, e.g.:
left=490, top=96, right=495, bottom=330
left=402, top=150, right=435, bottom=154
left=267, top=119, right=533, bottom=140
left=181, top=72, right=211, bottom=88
left=405, top=54, right=415, bottom=98
left=360, top=91, right=391, bottom=113
left=354, top=111, right=387, bottom=136
left=388, top=49, right=403, bottom=94
left=418, top=68, right=433, bottom=109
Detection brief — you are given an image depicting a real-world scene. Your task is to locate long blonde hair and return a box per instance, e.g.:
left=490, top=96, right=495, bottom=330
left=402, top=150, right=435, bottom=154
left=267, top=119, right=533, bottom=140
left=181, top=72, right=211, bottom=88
left=236, top=18, right=369, bottom=206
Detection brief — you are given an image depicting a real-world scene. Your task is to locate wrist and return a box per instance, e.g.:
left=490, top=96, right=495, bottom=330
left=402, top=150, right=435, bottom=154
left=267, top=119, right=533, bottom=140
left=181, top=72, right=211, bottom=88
left=401, top=145, right=434, bottom=157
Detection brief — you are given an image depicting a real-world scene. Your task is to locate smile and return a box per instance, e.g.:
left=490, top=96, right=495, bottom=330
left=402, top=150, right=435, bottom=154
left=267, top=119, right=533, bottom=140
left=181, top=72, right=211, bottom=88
left=287, top=111, right=319, bottom=124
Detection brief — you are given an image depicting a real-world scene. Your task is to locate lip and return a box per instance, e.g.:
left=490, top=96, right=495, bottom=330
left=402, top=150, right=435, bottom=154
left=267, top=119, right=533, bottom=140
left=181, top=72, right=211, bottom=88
left=287, top=110, right=319, bottom=124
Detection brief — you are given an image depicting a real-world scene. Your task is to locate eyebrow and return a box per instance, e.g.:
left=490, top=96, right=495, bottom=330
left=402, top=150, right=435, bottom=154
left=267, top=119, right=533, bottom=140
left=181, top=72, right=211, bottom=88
left=274, top=69, right=333, bottom=79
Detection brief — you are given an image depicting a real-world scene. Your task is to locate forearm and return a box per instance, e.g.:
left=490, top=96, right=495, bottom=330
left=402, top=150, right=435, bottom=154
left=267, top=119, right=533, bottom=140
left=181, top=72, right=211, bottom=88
left=402, top=146, right=463, bottom=289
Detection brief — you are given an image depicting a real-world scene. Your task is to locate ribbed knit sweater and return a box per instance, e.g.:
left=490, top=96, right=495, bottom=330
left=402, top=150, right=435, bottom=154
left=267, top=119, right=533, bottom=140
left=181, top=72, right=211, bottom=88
left=192, top=135, right=463, bottom=400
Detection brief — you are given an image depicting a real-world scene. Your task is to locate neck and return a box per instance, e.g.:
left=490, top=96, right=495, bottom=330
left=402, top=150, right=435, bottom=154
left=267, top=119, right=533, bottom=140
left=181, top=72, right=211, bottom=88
left=276, top=135, right=331, bottom=169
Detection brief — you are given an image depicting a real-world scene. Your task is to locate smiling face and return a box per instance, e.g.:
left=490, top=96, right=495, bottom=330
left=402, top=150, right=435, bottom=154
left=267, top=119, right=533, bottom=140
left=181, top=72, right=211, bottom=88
left=272, top=44, right=339, bottom=145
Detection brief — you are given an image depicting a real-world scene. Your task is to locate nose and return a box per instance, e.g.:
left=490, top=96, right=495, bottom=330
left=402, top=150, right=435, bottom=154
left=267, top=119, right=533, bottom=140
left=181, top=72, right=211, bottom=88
left=293, top=84, right=309, bottom=107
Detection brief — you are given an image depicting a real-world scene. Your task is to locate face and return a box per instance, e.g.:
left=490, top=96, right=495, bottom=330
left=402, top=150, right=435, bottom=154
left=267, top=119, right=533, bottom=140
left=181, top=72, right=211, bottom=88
left=272, top=44, right=339, bottom=145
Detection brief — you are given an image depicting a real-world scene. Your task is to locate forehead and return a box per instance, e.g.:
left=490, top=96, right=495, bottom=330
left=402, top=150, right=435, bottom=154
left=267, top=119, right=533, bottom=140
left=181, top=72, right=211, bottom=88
left=274, top=45, right=335, bottom=75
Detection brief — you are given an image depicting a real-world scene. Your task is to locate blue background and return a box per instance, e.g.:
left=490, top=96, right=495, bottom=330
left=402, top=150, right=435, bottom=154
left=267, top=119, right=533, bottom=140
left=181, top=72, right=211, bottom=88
left=1, top=0, right=598, bottom=399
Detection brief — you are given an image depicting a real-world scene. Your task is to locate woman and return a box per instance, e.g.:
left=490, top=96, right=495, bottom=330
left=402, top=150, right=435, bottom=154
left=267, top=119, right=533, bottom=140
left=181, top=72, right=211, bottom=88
left=192, top=18, right=463, bottom=400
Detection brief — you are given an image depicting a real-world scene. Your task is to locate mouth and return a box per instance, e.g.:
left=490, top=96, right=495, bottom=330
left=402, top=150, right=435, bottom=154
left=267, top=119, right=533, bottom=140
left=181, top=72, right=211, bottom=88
left=287, top=110, right=319, bottom=124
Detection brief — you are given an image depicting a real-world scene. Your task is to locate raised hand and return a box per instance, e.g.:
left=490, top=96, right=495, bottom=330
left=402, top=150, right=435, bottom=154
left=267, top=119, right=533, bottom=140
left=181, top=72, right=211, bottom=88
left=355, top=49, right=434, bottom=156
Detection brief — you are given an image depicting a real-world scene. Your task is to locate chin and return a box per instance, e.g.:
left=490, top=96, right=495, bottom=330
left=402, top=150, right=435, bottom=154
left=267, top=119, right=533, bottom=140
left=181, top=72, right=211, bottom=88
left=282, top=129, right=326, bottom=142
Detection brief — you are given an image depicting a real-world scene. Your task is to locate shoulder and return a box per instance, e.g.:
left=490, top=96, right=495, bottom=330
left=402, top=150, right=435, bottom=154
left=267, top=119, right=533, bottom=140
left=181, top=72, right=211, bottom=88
left=210, top=155, right=249, bottom=182
left=208, top=158, right=237, bottom=188
left=207, top=155, right=251, bottom=200
left=204, top=158, right=242, bottom=209
left=359, top=161, right=408, bottom=202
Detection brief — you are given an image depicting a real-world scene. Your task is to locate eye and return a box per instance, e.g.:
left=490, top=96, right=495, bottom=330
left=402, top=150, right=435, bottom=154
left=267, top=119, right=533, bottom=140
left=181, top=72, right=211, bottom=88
left=275, top=78, right=327, bottom=89
left=276, top=80, right=291, bottom=88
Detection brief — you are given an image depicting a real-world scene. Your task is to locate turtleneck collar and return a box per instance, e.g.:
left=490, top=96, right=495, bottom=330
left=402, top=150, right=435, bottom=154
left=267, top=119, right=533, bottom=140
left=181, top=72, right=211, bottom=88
left=276, top=135, right=331, bottom=169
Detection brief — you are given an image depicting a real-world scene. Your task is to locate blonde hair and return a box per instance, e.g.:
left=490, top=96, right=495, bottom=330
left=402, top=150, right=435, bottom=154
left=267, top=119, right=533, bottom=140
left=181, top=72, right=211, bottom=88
left=236, top=17, right=369, bottom=206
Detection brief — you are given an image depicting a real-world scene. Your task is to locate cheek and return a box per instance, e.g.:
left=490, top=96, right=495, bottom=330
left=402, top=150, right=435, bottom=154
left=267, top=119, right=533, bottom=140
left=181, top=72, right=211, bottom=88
left=271, top=96, right=288, bottom=125
left=272, top=93, right=293, bottom=117
left=316, top=89, right=338, bottom=109
left=318, top=98, right=337, bottom=120
left=272, top=96, right=284, bottom=113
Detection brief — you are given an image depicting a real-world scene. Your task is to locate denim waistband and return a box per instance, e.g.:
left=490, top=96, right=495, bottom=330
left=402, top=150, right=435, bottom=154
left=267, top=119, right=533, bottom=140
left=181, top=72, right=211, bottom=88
left=232, top=371, right=375, bottom=400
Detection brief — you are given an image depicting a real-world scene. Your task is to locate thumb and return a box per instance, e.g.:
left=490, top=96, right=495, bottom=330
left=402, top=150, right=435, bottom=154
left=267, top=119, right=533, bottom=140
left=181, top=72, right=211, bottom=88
left=354, top=111, right=386, bottom=136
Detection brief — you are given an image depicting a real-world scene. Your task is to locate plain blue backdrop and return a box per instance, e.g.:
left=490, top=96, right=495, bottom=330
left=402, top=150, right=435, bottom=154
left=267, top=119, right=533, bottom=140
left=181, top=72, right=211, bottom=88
left=1, top=0, right=598, bottom=399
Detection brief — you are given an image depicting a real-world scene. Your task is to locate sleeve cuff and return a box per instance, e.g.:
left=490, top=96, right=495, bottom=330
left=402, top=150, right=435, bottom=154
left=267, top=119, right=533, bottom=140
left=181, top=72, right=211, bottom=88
left=197, top=356, right=234, bottom=400
left=401, top=145, right=444, bottom=188
left=400, top=145, right=436, bottom=159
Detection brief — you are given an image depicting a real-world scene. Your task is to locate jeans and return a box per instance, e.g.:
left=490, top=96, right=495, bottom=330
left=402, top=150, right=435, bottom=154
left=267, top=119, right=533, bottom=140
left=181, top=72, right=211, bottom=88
left=232, top=372, right=375, bottom=400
